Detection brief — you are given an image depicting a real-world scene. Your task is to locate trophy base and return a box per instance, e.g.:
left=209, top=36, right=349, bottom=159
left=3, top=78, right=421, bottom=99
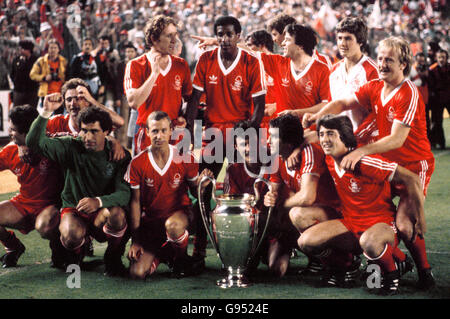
left=216, top=275, right=251, bottom=288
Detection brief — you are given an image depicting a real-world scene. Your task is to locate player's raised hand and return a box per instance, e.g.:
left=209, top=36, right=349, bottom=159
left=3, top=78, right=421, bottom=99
left=148, top=51, right=162, bottom=74
left=340, top=148, right=364, bottom=171
left=76, top=84, right=95, bottom=105
left=302, top=112, right=316, bottom=128
left=198, top=168, right=214, bottom=188
left=43, top=93, right=63, bottom=112
left=190, top=35, right=217, bottom=49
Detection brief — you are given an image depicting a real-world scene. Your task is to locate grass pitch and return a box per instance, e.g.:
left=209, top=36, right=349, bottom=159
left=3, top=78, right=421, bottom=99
left=0, top=121, right=449, bottom=301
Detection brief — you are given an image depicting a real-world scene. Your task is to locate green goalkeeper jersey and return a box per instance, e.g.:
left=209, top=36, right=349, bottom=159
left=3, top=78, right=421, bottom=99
left=26, top=115, right=131, bottom=209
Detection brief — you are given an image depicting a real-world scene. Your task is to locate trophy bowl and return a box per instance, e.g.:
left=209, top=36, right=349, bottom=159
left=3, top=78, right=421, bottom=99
left=198, top=177, right=272, bottom=288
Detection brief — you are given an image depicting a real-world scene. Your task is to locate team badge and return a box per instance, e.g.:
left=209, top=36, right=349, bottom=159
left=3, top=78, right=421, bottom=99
left=104, top=163, right=114, bottom=177
left=173, top=75, right=182, bottom=90
left=387, top=106, right=395, bottom=122
left=231, top=76, right=243, bottom=91
left=170, top=173, right=181, bottom=188
left=348, top=178, right=361, bottom=193
left=304, top=80, right=313, bottom=95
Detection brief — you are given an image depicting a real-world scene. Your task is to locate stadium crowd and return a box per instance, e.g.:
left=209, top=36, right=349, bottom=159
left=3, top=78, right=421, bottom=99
left=0, top=0, right=449, bottom=296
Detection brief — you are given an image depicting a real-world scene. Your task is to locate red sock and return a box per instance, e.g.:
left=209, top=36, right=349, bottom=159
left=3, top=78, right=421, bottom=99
left=1, top=231, right=21, bottom=252
left=404, top=235, right=430, bottom=270
left=365, top=244, right=397, bottom=273
left=392, top=245, right=406, bottom=262
left=103, top=224, right=127, bottom=251
left=167, top=230, right=189, bottom=259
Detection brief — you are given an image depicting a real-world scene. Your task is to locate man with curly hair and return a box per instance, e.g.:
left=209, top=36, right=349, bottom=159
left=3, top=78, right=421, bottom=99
left=124, top=14, right=193, bottom=156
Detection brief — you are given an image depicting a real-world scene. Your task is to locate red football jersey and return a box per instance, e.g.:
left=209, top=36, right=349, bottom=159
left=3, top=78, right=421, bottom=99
left=192, top=47, right=265, bottom=125
left=124, top=53, right=193, bottom=127
left=325, top=154, right=397, bottom=230
left=354, top=79, right=434, bottom=165
left=46, top=114, right=78, bottom=137
left=313, top=49, right=333, bottom=70
left=284, top=58, right=330, bottom=111
left=0, top=143, right=62, bottom=208
left=269, top=143, right=340, bottom=209
left=124, top=145, right=198, bottom=221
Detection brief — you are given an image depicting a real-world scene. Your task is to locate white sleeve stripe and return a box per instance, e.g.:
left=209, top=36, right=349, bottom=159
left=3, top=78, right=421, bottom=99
left=402, top=81, right=418, bottom=125
left=192, top=83, right=204, bottom=92
left=130, top=185, right=140, bottom=189
left=356, top=120, right=377, bottom=137
left=360, top=156, right=398, bottom=172
left=252, top=89, right=267, bottom=98
left=302, top=145, right=314, bottom=174
left=124, top=60, right=132, bottom=92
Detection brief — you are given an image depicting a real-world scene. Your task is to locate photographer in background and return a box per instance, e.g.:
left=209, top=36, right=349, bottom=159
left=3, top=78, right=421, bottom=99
left=30, top=39, right=68, bottom=114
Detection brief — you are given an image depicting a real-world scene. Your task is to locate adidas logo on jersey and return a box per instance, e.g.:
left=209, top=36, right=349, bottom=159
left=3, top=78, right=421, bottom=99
left=281, top=77, right=290, bottom=87
left=208, top=75, right=218, bottom=84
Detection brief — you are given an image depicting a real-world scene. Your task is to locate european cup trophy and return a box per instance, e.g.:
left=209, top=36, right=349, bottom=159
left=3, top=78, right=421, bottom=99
left=197, top=176, right=273, bottom=288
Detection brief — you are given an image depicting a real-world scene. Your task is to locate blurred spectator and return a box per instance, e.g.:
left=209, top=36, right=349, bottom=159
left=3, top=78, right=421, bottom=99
left=116, top=29, right=129, bottom=60
left=428, top=48, right=450, bottom=149
left=68, top=37, right=105, bottom=99
left=35, top=21, right=53, bottom=54
left=30, top=38, right=67, bottom=114
left=116, top=41, right=138, bottom=148
left=11, top=39, right=38, bottom=107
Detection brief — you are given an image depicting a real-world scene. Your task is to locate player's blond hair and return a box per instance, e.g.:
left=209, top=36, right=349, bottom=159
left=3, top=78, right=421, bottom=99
left=378, top=36, right=413, bottom=76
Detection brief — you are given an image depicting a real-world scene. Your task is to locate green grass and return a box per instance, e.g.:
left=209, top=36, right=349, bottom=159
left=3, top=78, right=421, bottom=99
left=0, top=121, right=449, bottom=300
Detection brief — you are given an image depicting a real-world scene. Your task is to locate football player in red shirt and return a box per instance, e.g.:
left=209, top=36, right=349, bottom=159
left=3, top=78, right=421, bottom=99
left=303, top=36, right=435, bottom=289
left=263, top=114, right=342, bottom=277
left=0, top=105, right=62, bottom=268
left=299, top=114, right=423, bottom=294
left=125, top=111, right=212, bottom=279
left=186, top=16, right=266, bottom=265
left=124, top=15, right=193, bottom=156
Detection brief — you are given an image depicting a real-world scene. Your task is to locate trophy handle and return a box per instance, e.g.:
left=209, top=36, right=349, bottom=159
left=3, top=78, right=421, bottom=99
left=250, top=178, right=273, bottom=259
left=197, top=175, right=220, bottom=256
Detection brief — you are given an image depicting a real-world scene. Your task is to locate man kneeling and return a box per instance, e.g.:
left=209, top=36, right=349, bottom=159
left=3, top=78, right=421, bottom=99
left=125, top=111, right=212, bottom=280
left=26, top=94, right=131, bottom=276
left=298, top=115, right=424, bottom=294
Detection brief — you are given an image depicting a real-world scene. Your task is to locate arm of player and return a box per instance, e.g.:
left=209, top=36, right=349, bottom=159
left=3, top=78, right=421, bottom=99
left=250, top=94, right=266, bottom=128
left=283, top=173, right=318, bottom=208
left=128, top=187, right=144, bottom=261
left=302, top=96, right=360, bottom=128
left=126, top=52, right=161, bottom=110
left=76, top=85, right=125, bottom=128
left=25, top=93, right=70, bottom=163
left=340, top=121, right=411, bottom=171
left=184, top=88, right=203, bottom=143
left=391, top=165, right=426, bottom=242
left=190, top=35, right=218, bottom=49
left=106, top=136, right=126, bottom=162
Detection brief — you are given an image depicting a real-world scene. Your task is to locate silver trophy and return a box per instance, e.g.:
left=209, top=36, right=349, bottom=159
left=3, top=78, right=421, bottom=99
left=197, top=176, right=273, bottom=288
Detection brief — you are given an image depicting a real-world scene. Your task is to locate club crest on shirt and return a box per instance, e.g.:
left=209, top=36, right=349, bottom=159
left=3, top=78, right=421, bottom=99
left=387, top=106, right=395, bottom=122
left=173, top=75, right=182, bottom=91
left=170, top=173, right=181, bottom=188
left=208, top=75, right=218, bottom=84
left=304, top=80, right=313, bottom=95
left=231, top=75, right=243, bottom=91
left=265, top=73, right=274, bottom=87
left=348, top=178, right=361, bottom=193
left=104, top=163, right=114, bottom=177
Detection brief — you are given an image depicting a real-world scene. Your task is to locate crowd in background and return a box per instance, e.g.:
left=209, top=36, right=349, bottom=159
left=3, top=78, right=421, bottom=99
left=0, top=0, right=449, bottom=147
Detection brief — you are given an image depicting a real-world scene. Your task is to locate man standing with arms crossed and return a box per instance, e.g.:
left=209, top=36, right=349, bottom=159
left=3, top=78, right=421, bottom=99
left=303, top=36, right=435, bottom=289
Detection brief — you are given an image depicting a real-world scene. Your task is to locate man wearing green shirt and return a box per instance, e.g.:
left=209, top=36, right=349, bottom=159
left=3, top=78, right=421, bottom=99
left=26, top=93, right=131, bottom=276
